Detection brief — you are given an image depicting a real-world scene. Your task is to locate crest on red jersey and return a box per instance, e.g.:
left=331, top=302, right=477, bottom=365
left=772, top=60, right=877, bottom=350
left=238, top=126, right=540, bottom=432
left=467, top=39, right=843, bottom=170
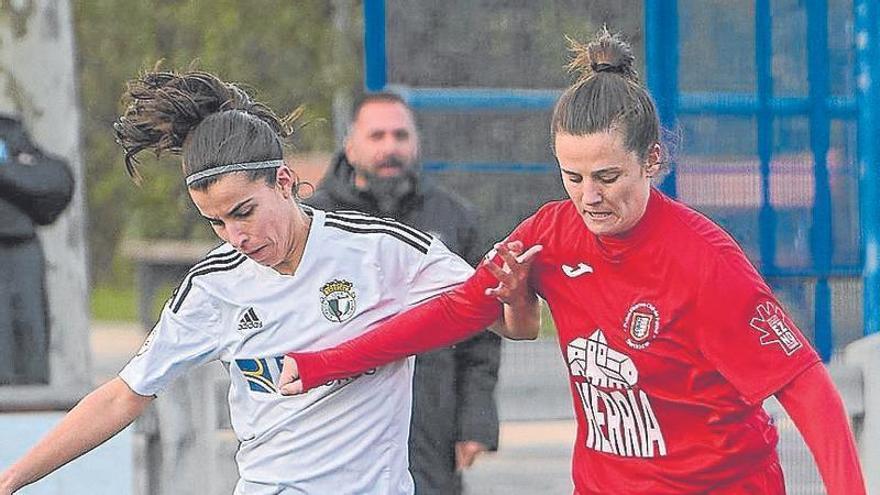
left=749, top=301, right=803, bottom=355
left=624, top=302, right=660, bottom=350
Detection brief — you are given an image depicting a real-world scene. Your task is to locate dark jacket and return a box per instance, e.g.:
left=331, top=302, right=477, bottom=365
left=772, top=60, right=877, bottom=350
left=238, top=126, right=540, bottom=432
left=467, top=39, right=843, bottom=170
left=0, top=122, right=74, bottom=384
left=307, top=153, right=501, bottom=495
left=0, top=144, right=74, bottom=240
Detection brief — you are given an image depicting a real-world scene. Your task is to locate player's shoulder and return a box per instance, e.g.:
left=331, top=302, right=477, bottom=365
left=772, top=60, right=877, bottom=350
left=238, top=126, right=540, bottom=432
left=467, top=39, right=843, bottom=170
left=661, top=194, right=744, bottom=257
left=513, top=199, right=580, bottom=242
left=534, top=199, right=577, bottom=221
left=656, top=194, right=757, bottom=287
left=167, top=243, right=249, bottom=315
left=320, top=208, right=434, bottom=256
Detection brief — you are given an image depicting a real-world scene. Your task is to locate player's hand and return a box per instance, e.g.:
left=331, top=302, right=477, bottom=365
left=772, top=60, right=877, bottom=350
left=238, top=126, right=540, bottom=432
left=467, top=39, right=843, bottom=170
left=278, top=355, right=304, bottom=396
left=484, top=241, right=542, bottom=305
left=455, top=440, right=488, bottom=470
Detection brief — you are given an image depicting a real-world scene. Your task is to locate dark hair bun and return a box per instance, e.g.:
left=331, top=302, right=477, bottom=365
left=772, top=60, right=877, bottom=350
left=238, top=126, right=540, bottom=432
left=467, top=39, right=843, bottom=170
left=566, top=27, right=638, bottom=83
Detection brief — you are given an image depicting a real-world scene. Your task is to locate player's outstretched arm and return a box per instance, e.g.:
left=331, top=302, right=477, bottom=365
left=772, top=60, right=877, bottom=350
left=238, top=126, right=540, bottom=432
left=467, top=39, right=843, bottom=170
left=280, top=265, right=512, bottom=395
left=0, top=377, right=153, bottom=494
left=279, top=242, right=545, bottom=395
left=775, top=362, right=867, bottom=495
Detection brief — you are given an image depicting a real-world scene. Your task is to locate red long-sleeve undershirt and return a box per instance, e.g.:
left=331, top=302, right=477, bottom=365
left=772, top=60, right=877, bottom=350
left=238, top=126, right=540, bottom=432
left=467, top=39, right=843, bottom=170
left=289, top=265, right=501, bottom=391
left=775, top=361, right=867, bottom=495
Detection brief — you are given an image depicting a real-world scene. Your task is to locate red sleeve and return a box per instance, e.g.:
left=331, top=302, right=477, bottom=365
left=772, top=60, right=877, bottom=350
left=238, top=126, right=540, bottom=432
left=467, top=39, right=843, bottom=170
left=290, top=264, right=502, bottom=391
left=776, top=362, right=866, bottom=495
left=290, top=210, right=546, bottom=391
left=695, top=245, right=820, bottom=404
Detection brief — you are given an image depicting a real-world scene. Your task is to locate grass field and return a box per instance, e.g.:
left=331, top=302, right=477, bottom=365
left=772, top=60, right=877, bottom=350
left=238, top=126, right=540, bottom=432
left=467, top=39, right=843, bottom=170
left=90, top=283, right=175, bottom=323
left=90, top=284, right=138, bottom=322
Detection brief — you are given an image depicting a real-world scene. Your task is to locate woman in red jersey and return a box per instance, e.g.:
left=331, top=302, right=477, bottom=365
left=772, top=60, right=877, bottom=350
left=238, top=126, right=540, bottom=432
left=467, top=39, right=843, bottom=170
left=279, top=29, right=866, bottom=495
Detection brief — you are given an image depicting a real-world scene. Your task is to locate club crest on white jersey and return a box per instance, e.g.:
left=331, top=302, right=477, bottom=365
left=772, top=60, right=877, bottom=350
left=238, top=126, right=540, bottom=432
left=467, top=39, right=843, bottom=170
left=320, top=279, right=357, bottom=322
left=567, top=330, right=667, bottom=458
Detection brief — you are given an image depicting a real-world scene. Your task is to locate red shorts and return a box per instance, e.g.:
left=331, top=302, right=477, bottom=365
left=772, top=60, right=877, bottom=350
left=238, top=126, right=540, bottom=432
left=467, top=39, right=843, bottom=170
left=709, top=459, right=785, bottom=495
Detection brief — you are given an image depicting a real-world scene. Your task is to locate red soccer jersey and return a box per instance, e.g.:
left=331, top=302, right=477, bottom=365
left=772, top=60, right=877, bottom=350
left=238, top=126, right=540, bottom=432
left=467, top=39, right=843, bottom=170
left=506, top=188, right=820, bottom=493
left=291, top=188, right=825, bottom=494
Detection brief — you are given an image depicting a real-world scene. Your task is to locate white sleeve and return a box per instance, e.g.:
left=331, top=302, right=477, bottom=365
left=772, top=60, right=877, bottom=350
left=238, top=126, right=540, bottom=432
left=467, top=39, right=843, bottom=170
left=405, top=237, right=474, bottom=307
left=119, top=286, right=222, bottom=396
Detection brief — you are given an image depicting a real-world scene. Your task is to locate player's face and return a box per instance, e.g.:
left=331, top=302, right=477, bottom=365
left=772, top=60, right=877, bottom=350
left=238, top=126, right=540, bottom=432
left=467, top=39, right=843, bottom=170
left=189, top=166, right=305, bottom=271
left=554, top=130, right=660, bottom=237
left=345, top=101, right=420, bottom=178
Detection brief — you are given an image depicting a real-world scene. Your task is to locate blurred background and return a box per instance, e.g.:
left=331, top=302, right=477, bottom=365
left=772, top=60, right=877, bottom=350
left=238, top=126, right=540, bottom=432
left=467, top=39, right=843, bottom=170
left=68, top=0, right=868, bottom=356
left=1, top=0, right=879, bottom=494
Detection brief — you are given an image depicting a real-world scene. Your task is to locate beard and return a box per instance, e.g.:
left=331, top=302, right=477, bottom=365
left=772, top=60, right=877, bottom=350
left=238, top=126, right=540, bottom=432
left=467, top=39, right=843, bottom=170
left=360, top=156, right=419, bottom=215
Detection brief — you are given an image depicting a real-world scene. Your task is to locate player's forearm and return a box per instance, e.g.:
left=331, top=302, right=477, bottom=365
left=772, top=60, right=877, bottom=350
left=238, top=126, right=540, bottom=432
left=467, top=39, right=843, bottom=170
left=495, top=290, right=541, bottom=340
left=292, top=273, right=502, bottom=391
left=776, top=363, right=867, bottom=495
left=0, top=378, right=151, bottom=492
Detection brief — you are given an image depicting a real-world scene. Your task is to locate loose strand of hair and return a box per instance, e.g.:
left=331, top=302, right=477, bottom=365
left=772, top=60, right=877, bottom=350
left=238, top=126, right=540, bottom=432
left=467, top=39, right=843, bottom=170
left=116, top=67, right=305, bottom=183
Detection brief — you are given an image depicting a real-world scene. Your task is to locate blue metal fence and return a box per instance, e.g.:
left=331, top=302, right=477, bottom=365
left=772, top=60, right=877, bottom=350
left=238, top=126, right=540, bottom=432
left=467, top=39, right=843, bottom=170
left=856, top=0, right=880, bottom=336
left=363, top=0, right=879, bottom=359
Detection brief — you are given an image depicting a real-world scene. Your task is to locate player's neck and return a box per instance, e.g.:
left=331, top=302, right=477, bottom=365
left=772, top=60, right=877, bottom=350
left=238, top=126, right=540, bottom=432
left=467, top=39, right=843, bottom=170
left=273, top=208, right=313, bottom=276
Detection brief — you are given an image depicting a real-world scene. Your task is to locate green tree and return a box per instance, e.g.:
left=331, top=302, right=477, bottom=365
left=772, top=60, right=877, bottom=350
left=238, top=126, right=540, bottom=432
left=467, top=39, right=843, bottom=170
left=74, top=0, right=360, bottom=284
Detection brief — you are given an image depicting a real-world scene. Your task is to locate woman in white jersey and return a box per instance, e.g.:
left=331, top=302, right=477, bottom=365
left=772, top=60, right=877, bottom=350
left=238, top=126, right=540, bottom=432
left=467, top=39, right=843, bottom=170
left=0, top=71, right=479, bottom=495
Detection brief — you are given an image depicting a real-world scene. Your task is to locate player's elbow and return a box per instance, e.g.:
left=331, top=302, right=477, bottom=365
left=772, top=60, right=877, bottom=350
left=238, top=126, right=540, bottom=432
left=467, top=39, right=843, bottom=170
left=505, top=329, right=540, bottom=341
left=507, top=325, right=540, bottom=340
left=490, top=319, right=540, bottom=340
left=494, top=301, right=542, bottom=340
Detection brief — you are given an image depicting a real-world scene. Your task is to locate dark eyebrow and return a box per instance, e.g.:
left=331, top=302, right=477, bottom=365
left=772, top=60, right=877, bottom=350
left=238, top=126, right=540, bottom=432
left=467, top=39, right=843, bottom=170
left=201, top=197, right=254, bottom=223
left=591, top=167, right=622, bottom=178
left=228, top=198, right=254, bottom=216
left=559, top=166, right=622, bottom=177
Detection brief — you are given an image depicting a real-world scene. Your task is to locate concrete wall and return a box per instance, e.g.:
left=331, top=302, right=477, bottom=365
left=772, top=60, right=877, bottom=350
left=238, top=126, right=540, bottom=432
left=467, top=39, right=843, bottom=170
left=0, top=0, right=91, bottom=406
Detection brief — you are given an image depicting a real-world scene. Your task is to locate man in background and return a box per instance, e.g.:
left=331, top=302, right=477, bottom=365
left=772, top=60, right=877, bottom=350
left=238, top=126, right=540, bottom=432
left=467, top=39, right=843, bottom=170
left=307, top=93, right=501, bottom=494
left=0, top=115, right=74, bottom=384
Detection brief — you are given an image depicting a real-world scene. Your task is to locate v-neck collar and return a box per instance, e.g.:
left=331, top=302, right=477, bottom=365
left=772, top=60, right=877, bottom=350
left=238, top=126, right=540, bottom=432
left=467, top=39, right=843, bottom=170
left=248, top=207, right=323, bottom=279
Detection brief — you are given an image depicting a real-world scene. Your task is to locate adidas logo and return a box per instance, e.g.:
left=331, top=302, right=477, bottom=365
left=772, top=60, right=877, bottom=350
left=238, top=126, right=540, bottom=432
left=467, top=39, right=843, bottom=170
left=238, top=307, right=263, bottom=331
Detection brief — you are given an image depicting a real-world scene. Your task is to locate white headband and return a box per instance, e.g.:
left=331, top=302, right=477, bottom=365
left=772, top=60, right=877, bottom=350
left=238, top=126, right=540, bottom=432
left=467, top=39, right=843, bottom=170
left=185, top=159, right=284, bottom=186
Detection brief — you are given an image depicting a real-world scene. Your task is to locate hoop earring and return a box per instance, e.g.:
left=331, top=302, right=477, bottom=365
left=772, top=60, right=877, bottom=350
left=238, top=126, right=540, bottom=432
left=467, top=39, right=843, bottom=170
left=294, top=180, right=315, bottom=202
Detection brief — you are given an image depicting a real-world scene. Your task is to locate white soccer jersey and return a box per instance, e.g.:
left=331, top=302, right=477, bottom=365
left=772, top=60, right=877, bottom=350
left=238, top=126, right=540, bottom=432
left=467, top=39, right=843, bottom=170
left=119, top=208, right=474, bottom=494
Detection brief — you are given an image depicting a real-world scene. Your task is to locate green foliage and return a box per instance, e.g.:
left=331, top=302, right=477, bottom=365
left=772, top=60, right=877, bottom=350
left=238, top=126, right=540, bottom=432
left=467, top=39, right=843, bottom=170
left=90, top=279, right=175, bottom=323
left=90, top=283, right=137, bottom=322
left=73, top=0, right=361, bottom=283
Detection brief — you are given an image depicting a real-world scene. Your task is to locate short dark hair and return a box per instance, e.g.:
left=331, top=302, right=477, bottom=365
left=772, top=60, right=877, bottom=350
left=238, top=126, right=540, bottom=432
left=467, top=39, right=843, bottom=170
left=551, top=28, right=661, bottom=162
left=351, top=92, right=411, bottom=123
left=114, top=70, right=300, bottom=190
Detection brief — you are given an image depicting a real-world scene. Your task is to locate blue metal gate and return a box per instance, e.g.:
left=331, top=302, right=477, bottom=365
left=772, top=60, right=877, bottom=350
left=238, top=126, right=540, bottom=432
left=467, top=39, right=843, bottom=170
left=363, top=0, right=880, bottom=360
